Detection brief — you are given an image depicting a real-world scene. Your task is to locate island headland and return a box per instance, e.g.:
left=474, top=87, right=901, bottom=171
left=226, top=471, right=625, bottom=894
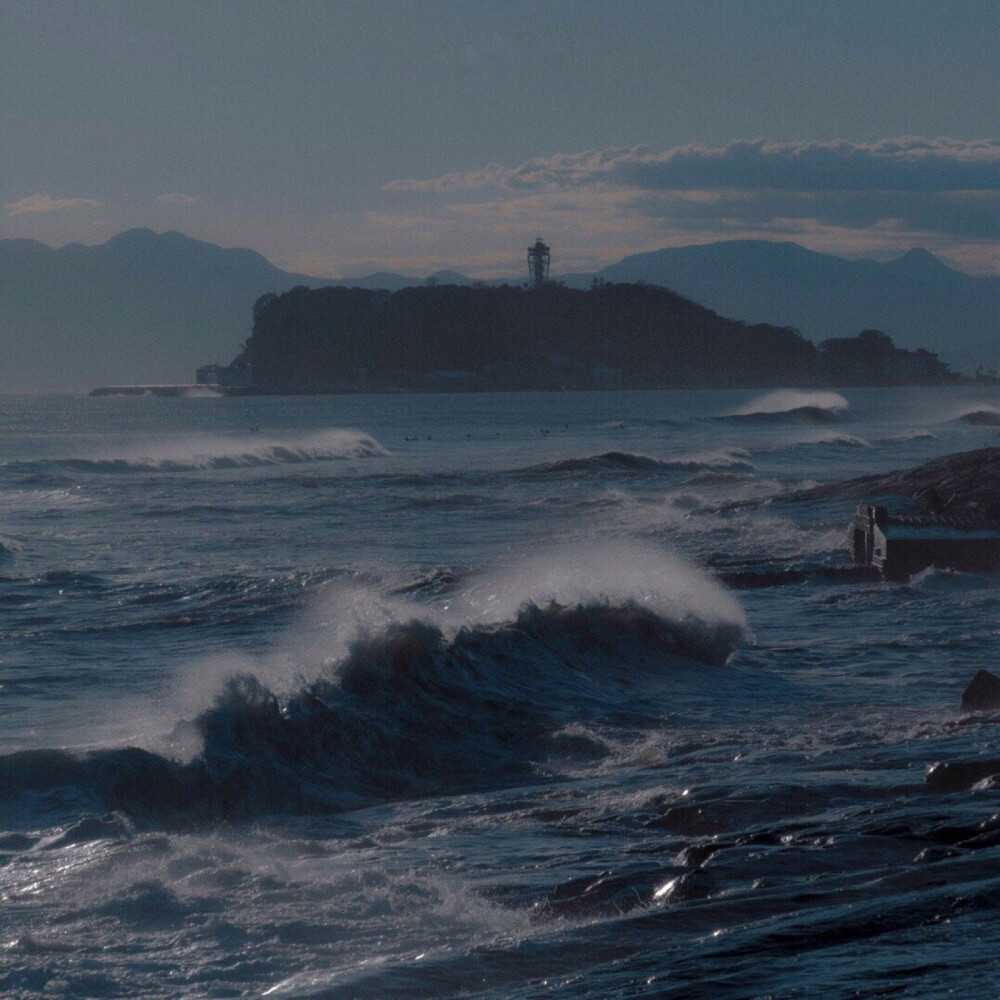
left=220, top=281, right=957, bottom=395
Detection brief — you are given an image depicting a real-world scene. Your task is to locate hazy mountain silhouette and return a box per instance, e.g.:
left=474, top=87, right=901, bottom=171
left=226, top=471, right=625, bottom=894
left=0, top=229, right=324, bottom=391
left=595, top=241, right=999, bottom=371
left=330, top=243, right=998, bottom=370
left=322, top=270, right=477, bottom=291
left=1, top=230, right=995, bottom=391
left=0, top=230, right=491, bottom=390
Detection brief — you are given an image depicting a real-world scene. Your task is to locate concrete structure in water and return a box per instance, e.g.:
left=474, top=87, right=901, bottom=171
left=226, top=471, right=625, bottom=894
left=850, top=503, right=1000, bottom=579
left=196, top=361, right=253, bottom=390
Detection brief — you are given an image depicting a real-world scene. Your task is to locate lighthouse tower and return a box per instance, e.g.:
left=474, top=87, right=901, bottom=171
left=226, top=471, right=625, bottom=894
left=527, top=238, right=550, bottom=289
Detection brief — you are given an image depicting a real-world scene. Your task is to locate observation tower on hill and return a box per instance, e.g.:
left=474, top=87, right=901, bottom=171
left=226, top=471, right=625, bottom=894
left=527, top=237, right=551, bottom=289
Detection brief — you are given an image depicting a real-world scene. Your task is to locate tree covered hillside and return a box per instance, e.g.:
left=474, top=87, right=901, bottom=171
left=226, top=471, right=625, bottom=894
left=239, top=282, right=955, bottom=393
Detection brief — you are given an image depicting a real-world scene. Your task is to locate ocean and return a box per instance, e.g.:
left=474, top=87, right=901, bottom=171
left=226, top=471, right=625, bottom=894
left=2, top=385, right=999, bottom=998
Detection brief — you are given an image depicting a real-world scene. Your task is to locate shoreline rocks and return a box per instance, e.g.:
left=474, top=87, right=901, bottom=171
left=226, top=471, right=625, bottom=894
left=808, top=447, right=1000, bottom=519
left=961, top=669, right=1000, bottom=712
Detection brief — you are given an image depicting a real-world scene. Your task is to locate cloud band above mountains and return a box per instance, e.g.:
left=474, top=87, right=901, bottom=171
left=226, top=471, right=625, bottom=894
left=3, top=138, right=995, bottom=279
left=387, top=138, right=1000, bottom=195
left=379, top=137, right=998, bottom=274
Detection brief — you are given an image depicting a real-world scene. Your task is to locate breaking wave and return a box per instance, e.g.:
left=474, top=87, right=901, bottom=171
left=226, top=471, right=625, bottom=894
left=519, top=449, right=754, bottom=477
left=0, top=604, right=742, bottom=823
left=4, top=429, right=388, bottom=475
left=785, top=432, right=871, bottom=449
left=0, top=537, right=20, bottom=563
left=877, top=429, right=936, bottom=442
left=682, top=470, right=757, bottom=485
left=720, top=390, right=849, bottom=424
left=0, top=546, right=744, bottom=825
left=953, top=407, right=1000, bottom=426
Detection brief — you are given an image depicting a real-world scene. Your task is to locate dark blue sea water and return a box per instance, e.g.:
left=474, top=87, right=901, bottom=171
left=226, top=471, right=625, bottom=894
left=2, top=386, right=1000, bottom=998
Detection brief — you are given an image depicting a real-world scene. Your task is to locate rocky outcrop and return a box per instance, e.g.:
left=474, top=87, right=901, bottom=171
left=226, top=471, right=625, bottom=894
left=810, top=447, right=1000, bottom=519
left=924, top=668, right=1000, bottom=794
left=926, top=759, right=1000, bottom=793
left=961, top=669, right=1000, bottom=712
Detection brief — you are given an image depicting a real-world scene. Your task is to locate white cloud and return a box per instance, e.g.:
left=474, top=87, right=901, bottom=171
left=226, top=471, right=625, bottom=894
left=377, top=137, right=999, bottom=272
left=6, top=193, right=103, bottom=216
left=387, top=138, right=1000, bottom=196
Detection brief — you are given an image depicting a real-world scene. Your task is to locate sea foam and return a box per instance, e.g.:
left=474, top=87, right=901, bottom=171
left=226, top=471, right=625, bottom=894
left=0, top=544, right=746, bottom=823
left=440, top=541, right=747, bottom=664
left=722, top=390, right=850, bottom=423
left=15, top=429, right=388, bottom=474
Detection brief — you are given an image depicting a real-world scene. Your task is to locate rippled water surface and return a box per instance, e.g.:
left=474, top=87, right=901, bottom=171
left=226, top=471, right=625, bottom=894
left=2, top=386, right=1000, bottom=998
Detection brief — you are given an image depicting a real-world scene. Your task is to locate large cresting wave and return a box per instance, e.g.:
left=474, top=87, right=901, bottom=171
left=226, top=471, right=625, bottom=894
left=951, top=406, right=1000, bottom=426
left=720, top=390, right=849, bottom=424
left=0, top=545, right=745, bottom=826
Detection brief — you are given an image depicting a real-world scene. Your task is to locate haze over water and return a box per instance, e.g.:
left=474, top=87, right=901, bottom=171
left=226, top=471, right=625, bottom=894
left=3, top=385, right=1000, bottom=997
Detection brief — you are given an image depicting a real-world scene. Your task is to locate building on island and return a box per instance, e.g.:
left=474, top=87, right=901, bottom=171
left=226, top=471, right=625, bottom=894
left=527, top=238, right=550, bottom=289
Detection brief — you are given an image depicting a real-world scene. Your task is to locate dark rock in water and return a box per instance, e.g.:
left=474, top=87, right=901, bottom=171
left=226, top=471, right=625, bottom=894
left=42, top=813, right=134, bottom=849
left=656, top=868, right=716, bottom=903
left=806, top=447, right=1000, bottom=519
left=675, top=842, right=723, bottom=868
left=923, top=668, right=1000, bottom=793
left=925, top=759, right=1000, bottom=793
left=961, top=669, right=1000, bottom=712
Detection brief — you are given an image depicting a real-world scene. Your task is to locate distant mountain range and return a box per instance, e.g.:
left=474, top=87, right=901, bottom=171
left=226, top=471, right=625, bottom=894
left=1, top=228, right=996, bottom=391
left=593, top=241, right=999, bottom=373
left=0, top=229, right=316, bottom=391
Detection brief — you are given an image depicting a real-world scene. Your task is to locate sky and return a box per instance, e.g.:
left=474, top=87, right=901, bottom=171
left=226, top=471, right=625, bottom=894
left=2, top=0, right=998, bottom=277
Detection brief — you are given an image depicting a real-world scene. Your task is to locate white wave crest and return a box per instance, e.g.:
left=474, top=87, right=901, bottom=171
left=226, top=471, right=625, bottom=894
left=442, top=541, right=747, bottom=663
left=877, top=429, right=935, bottom=442
left=948, top=405, right=1000, bottom=426
left=672, top=447, right=755, bottom=470
left=727, top=389, right=850, bottom=417
left=787, top=432, right=871, bottom=449
left=83, top=429, right=388, bottom=472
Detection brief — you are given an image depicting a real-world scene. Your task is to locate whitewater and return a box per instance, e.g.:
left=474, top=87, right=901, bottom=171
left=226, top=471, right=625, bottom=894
left=2, top=386, right=1000, bottom=998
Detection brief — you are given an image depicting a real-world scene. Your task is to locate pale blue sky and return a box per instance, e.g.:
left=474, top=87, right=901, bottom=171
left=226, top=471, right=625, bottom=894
left=2, top=0, right=997, bottom=275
